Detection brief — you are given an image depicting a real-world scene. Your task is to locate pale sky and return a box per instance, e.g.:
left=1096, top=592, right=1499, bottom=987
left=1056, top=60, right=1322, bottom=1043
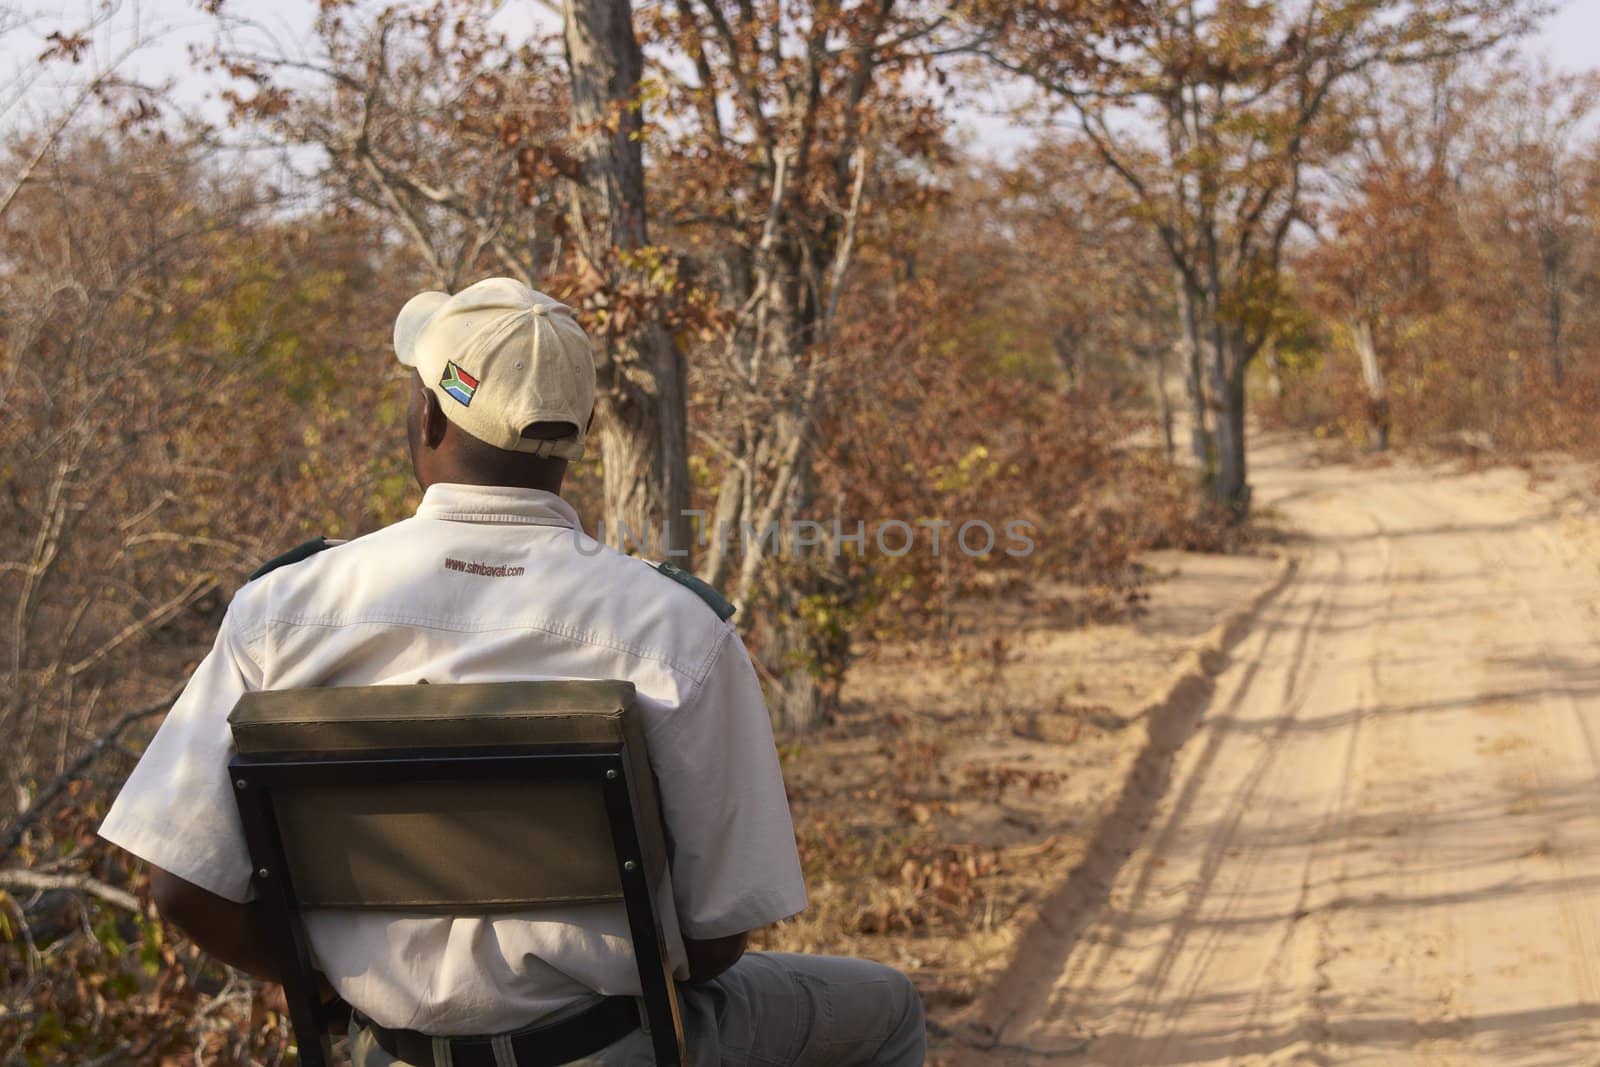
left=4, top=0, right=1599, bottom=154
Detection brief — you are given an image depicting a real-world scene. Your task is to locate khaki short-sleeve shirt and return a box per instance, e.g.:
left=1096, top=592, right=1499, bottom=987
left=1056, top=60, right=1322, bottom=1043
left=99, top=484, right=808, bottom=1035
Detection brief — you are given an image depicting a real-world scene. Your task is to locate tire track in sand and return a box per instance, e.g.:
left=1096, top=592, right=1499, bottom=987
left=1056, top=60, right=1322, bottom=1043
left=957, top=439, right=1600, bottom=1066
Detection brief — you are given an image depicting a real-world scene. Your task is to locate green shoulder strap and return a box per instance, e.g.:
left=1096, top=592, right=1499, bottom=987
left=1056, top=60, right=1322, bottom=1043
left=247, top=537, right=340, bottom=583
left=655, top=562, right=737, bottom=622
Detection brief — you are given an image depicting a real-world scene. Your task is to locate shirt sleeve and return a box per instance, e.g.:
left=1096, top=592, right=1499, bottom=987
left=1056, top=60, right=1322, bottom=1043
left=98, top=597, right=263, bottom=904
left=645, top=628, right=809, bottom=940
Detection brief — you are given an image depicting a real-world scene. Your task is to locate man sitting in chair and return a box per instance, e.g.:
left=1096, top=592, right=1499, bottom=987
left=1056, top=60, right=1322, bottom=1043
left=99, top=278, right=926, bottom=1066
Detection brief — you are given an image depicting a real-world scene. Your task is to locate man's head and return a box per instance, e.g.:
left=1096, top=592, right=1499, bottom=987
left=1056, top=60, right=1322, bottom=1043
left=393, top=278, right=596, bottom=492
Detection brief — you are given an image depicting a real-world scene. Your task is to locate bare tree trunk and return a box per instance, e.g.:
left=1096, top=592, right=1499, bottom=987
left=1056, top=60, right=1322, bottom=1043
left=563, top=0, right=692, bottom=560
left=1051, top=326, right=1081, bottom=393
left=734, top=270, right=828, bottom=732
left=1548, top=287, right=1565, bottom=388
left=1262, top=338, right=1284, bottom=400
left=1352, top=316, right=1390, bottom=452
left=1175, top=275, right=1213, bottom=470
left=1209, top=333, right=1250, bottom=512
left=1540, top=244, right=1566, bottom=389
left=1151, top=344, right=1176, bottom=465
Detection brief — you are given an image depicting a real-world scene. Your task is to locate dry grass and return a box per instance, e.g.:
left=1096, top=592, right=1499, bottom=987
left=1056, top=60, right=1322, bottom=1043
left=750, top=550, right=1283, bottom=1044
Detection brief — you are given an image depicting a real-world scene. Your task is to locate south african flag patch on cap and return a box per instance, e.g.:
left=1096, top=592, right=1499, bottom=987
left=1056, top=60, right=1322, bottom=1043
left=440, top=361, right=479, bottom=406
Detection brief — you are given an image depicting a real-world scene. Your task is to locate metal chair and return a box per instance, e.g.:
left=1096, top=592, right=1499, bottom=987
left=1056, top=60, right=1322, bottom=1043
left=227, top=680, right=686, bottom=1067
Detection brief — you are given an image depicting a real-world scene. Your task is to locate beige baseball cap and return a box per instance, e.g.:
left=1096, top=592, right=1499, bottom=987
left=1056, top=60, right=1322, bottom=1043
left=393, top=277, right=596, bottom=460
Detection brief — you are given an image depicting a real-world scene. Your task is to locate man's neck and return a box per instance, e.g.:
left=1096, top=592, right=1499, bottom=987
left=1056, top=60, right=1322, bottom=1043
left=417, top=463, right=566, bottom=496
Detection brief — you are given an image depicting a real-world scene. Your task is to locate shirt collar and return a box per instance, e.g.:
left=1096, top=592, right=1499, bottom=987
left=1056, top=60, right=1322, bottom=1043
left=415, top=483, right=581, bottom=529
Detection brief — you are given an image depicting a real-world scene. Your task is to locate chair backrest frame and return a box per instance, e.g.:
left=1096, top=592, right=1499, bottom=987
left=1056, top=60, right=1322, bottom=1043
left=230, top=741, right=686, bottom=1067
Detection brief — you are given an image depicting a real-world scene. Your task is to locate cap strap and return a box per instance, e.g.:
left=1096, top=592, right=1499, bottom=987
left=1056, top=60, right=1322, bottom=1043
left=514, top=436, right=586, bottom=460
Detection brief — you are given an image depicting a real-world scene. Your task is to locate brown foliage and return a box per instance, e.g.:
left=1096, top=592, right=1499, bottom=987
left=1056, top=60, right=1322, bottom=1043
left=0, top=2, right=1329, bottom=1061
left=969, top=0, right=1548, bottom=505
left=0, top=132, right=409, bottom=1064
left=1274, top=59, right=1600, bottom=458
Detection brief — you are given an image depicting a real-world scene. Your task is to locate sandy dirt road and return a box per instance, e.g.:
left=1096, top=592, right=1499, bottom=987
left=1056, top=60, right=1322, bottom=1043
left=965, top=438, right=1600, bottom=1066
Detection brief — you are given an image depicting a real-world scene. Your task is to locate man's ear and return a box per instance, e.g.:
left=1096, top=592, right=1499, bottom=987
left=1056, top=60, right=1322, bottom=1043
left=422, top=387, right=449, bottom=449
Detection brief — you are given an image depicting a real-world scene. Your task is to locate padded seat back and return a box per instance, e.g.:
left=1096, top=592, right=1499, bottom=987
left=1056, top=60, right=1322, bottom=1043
left=227, top=681, right=666, bottom=913
left=226, top=680, right=686, bottom=1067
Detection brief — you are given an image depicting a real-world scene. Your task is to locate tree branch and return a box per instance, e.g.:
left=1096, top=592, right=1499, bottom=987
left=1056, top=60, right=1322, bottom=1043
left=0, top=868, right=143, bottom=913
left=0, top=684, right=183, bottom=862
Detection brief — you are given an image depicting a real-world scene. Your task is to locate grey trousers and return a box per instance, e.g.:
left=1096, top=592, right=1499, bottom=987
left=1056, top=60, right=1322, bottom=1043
left=349, top=953, right=925, bottom=1067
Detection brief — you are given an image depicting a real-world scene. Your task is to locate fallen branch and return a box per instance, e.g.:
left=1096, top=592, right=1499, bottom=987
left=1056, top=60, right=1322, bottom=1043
left=0, top=869, right=142, bottom=913
left=0, top=684, right=183, bottom=862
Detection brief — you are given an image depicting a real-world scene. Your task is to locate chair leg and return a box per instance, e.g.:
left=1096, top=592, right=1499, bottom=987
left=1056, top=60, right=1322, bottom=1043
left=601, top=760, right=686, bottom=1066
left=232, top=774, right=334, bottom=1067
